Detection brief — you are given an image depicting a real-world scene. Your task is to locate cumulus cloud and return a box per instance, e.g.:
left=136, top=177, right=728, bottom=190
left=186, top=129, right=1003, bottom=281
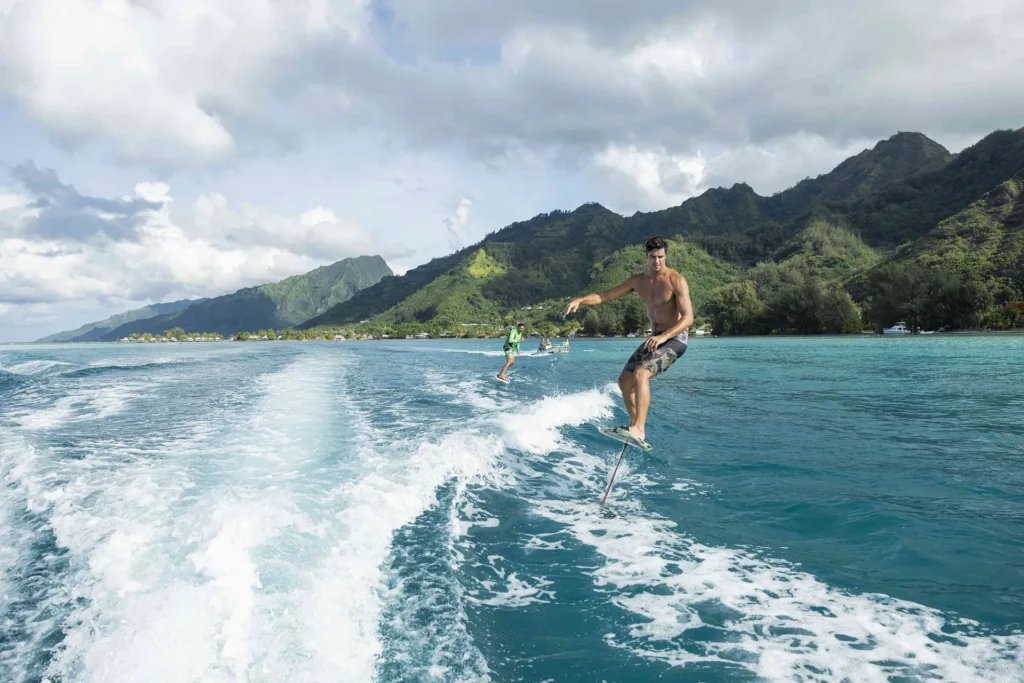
left=0, top=163, right=410, bottom=331
left=0, top=0, right=372, bottom=166
left=2, top=0, right=1021, bottom=177
left=9, top=161, right=161, bottom=241
left=595, top=145, right=707, bottom=212
left=288, top=0, right=1024, bottom=171
left=190, top=194, right=394, bottom=261
left=442, top=197, right=473, bottom=249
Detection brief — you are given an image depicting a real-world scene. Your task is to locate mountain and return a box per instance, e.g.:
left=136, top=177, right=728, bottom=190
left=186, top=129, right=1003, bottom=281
left=99, top=255, right=392, bottom=339
left=513, top=238, right=742, bottom=335
left=36, top=298, right=204, bottom=343
left=302, top=204, right=632, bottom=327
left=833, top=128, right=1024, bottom=248
left=708, top=167, right=1024, bottom=335
left=308, top=129, right=984, bottom=329
left=778, top=131, right=953, bottom=207
left=772, top=220, right=881, bottom=282
left=852, top=172, right=1024, bottom=304
left=704, top=221, right=880, bottom=335
left=687, top=128, right=1024, bottom=266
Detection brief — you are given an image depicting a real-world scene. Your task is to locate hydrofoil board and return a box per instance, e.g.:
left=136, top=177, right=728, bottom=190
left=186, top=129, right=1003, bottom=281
left=598, top=425, right=652, bottom=451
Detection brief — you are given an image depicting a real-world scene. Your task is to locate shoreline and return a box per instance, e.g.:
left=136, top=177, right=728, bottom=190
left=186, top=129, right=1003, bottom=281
left=5, top=328, right=1024, bottom=346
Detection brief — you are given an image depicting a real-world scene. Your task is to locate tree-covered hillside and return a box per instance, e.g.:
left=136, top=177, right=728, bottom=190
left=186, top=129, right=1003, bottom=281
left=100, top=255, right=392, bottom=339
left=36, top=298, right=204, bottom=342
left=311, top=129, right=1024, bottom=333
left=53, top=126, right=1024, bottom=342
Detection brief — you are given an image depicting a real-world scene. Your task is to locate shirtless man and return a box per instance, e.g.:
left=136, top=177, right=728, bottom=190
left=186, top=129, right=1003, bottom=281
left=561, top=236, right=693, bottom=449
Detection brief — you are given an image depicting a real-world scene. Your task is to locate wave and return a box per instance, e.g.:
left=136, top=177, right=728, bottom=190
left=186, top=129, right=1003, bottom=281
left=546, top=500, right=1023, bottom=680
left=434, top=348, right=556, bottom=359
left=1, top=353, right=518, bottom=682
left=6, top=344, right=1018, bottom=682
left=61, top=359, right=194, bottom=379
left=9, top=383, right=140, bottom=431
left=495, top=399, right=1024, bottom=682
left=0, top=359, right=73, bottom=375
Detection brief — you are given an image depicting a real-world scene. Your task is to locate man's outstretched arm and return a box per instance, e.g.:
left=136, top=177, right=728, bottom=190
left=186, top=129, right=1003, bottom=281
left=562, top=277, right=635, bottom=317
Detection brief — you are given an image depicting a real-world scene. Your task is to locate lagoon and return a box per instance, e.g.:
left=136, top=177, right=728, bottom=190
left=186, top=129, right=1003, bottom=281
left=1, top=336, right=1022, bottom=681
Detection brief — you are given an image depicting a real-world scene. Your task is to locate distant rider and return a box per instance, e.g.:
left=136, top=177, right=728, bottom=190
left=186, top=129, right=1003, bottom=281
left=497, top=322, right=526, bottom=383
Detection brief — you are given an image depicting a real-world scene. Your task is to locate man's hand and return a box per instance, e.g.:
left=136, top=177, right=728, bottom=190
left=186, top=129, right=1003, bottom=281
left=643, top=333, right=667, bottom=351
left=562, top=299, right=581, bottom=318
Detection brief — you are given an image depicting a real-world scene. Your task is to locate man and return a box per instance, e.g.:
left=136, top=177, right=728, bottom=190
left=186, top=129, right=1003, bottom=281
left=562, top=236, right=693, bottom=449
left=496, top=322, right=526, bottom=383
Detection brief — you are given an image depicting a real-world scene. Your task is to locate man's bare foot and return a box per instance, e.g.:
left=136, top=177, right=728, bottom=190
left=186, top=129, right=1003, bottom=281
left=627, top=425, right=645, bottom=441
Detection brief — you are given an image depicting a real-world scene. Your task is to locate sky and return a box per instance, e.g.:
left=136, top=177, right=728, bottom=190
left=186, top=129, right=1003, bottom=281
left=1, top=0, right=1022, bottom=342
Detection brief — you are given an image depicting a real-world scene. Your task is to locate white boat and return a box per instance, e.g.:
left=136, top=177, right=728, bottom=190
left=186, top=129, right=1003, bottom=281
left=882, top=322, right=909, bottom=335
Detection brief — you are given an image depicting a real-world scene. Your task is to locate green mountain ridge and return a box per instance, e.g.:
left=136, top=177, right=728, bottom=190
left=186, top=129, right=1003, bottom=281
left=871, top=172, right=1024, bottom=298
left=54, top=125, right=1023, bottom=340
left=705, top=222, right=880, bottom=335
left=36, top=298, right=205, bottom=343
left=98, top=255, right=392, bottom=340
left=301, top=203, right=632, bottom=328
left=847, top=172, right=1024, bottom=331
left=309, top=127, right=1024, bottom=332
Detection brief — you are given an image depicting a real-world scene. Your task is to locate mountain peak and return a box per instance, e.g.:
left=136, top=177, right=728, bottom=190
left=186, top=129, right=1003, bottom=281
left=782, top=132, right=952, bottom=207
left=871, top=131, right=949, bottom=160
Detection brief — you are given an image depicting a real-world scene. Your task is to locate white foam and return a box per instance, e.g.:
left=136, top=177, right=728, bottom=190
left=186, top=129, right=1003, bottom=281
left=11, top=383, right=139, bottom=430
left=463, top=380, right=1024, bottom=681
left=435, top=348, right=506, bottom=357
left=524, top=534, right=567, bottom=551
left=496, top=388, right=615, bottom=454
left=297, top=427, right=504, bottom=681
left=0, top=359, right=72, bottom=375
left=464, top=554, right=555, bottom=608
left=669, top=479, right=712, bottom=496
left=2, top=356, right=330, bottom=683
left=470, top=572, right=555, bottom=607
left=85, top=356, right=183, bottom=367
left=532, top=494, right=1024, bottom=682
left=0, top=430, right=204, bottom=683
left=425, top=370, right=506, bottom=412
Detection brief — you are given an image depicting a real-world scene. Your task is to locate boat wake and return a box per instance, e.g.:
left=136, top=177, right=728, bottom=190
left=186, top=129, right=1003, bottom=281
left=1, top=345, right=1021, bottom=683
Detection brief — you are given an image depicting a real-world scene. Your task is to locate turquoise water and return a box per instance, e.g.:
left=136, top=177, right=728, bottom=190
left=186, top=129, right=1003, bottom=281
left=1, top=337, right=1022, bottom=682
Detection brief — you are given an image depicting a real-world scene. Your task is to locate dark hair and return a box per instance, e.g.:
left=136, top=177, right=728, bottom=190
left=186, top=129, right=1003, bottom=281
left=645, top=236, right=668, bottom=253
left=516, top=322, right=525, bottom=328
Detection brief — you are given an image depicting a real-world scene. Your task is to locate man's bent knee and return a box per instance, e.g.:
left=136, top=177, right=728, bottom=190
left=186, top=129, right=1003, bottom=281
left=633, top=367, right=653, bottom=384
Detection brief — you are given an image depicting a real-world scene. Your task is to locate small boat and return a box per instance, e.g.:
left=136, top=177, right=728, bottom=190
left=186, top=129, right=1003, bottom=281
left=882, top=322, right=909, bottom=335
left=548, top=339, right=571, bottom=354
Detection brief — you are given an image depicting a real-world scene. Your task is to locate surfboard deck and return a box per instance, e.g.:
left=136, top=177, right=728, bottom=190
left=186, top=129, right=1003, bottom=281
left=598, top=425, right=652, bottom=451
left=495, top=374, right=511, bottom=384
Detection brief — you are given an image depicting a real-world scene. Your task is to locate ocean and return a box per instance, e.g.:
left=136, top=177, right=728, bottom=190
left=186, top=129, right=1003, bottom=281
left=1, top=336, right=1022, bottom=682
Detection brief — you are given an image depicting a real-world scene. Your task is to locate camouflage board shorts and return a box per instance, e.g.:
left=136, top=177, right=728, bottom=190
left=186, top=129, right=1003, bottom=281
left=623, top=331, right=688, bottom=376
